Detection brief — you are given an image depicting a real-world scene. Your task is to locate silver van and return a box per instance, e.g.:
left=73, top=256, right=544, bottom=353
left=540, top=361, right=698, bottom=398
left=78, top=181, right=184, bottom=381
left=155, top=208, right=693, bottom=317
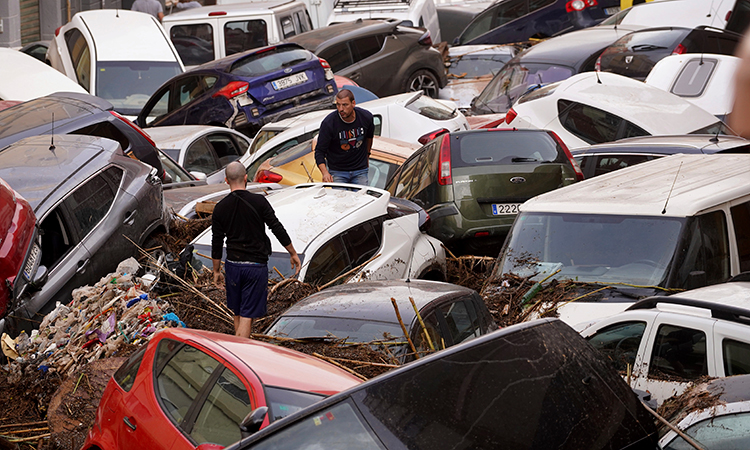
left=163, top=0, right=313, bottom=68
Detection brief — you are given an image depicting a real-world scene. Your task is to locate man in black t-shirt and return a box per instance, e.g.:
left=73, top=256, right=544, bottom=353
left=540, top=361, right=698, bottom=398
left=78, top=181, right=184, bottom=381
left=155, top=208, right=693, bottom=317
left=212, top=162, right=301, bottom=338
left=314, top=89, right=375, bottom=185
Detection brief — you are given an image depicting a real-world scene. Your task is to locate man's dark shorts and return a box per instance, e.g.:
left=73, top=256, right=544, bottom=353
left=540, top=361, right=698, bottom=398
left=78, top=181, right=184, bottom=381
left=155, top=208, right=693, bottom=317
left=225, top=260, right=268, bottom=318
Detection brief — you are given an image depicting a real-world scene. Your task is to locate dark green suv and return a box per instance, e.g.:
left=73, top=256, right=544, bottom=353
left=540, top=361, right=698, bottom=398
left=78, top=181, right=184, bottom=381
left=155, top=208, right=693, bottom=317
left=385, top=128, right=583, bottom=255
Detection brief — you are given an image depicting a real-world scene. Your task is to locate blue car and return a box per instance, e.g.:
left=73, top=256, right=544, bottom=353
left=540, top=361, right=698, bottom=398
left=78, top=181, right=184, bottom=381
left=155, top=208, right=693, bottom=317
left=136, top=43, right=337, bottom=136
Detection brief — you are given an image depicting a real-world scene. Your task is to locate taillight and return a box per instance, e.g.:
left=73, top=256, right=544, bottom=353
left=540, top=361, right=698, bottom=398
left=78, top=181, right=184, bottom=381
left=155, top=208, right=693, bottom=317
left=319, top=58, right=334, bottom=81
left=110, top=111, right=157, bottom=148
left=418, top=128, right=449, bottom=145
left=566, top=0, right=597, bottom=12
left=419, top=211, right=431, bottom=232
left=595, top=53, right=602, bottom=72
left=726, top=11, right=732, bottom=22
left=418, top=31, right=432, bottom=46
left=319, top=58, right=331, bottom=70
left=505, top=108, right=518, bottom=124
left=208, top=11, right=227, bottom=16
left=212, top=81, right=250, bottom=99
left=474, top=231, right=490, bottom=237
left=54, top=26, right=62, bottom=37
left=256, top=170, right=283, bottom=183
left=549, top=131, right=584, bottom=182
left=438, top=133, right=452, bottom=186
left=672, top=44, right=687, bottom=55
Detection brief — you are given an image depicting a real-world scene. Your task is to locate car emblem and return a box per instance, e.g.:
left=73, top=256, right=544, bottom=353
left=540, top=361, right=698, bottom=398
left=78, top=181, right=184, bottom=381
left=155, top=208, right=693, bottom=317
left=625, top=56, right=633, bottom=64
left=510, top=177, right=526, bottom=184
left=284, top=68, right=293, bottom=73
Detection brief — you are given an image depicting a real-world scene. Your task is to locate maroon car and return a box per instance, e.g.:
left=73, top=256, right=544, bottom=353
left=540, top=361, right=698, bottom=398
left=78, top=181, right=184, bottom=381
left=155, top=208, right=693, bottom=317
left=0, top=178, right=37, bottom=318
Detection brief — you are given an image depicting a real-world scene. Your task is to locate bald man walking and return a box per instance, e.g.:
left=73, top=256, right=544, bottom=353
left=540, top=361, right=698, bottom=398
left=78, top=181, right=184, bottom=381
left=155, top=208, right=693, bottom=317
left=212, top=162, right=300, bottom=338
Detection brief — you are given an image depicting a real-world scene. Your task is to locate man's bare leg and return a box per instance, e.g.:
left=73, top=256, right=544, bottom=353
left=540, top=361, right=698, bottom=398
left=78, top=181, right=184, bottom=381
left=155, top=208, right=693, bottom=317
left=235, top=316, right=253, bottom=338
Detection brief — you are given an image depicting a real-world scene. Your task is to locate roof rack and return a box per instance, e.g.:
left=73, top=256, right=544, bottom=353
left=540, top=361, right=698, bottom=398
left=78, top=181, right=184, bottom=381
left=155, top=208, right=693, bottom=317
left=627, top=296, right=750, bottom=327
left=333, top=0, right=412, bottom=12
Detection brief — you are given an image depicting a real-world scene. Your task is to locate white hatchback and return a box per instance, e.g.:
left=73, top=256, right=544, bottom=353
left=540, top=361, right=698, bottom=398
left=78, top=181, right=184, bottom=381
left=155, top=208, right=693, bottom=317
left=191, top=183, right=446, bottom=284
left=0, top=48, right=87, bottom=101
left=46, top=9, right=184, bottom=118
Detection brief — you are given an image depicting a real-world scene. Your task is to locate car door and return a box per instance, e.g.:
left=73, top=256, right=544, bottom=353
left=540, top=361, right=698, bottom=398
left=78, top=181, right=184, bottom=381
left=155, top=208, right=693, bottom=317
left=351, top=33, right=401, bottom=96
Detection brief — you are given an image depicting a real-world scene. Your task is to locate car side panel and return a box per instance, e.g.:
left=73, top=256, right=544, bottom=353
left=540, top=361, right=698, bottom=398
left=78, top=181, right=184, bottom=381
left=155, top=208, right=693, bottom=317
left=358, top=34, right=409, bottom=97
left=361, top=215, right=414, bottom=280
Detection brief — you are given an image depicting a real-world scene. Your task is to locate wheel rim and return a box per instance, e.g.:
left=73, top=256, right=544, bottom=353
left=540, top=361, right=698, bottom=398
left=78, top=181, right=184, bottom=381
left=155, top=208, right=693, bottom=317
left=410, top=74, right=438, bottom=97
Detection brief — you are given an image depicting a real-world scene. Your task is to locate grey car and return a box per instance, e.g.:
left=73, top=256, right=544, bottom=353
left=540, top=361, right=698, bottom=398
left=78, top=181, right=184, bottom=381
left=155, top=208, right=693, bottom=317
left=0, top=135, right=169, bottom=335
left=286, top=19, right=448, bottom=98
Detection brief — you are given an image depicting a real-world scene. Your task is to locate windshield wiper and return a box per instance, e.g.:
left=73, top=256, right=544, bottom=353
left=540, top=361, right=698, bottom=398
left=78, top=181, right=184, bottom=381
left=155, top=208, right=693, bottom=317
left=630, top=44, right=668, bottom=52
left=281, top=58, right=307, bottom=67
left=512, top=157, right=538, bottom=162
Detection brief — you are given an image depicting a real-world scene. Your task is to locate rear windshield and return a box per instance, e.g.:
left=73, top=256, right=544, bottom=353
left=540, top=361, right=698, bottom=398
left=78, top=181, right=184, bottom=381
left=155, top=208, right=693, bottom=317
left=269, top=139, right=313, bottom=167
left=230, top=46, right=312, bottom=77
left=268, top=315, right=404, bottom=343
left=613, top=28, right=686, bottom=53
left=448, top=54, right=511, bottom=78
left=405, top=94, right=457, bottom=120
left=96, top=61, right=182, bottom=115
left=452, top=131, right=564, bottom=168
left=0, top=98, right=92, bottom=137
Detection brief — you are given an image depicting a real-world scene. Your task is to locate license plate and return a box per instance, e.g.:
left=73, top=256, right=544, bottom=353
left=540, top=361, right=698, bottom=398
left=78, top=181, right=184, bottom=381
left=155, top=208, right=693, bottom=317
left=492, top=203, right=521, bottom=215
left=23, top=243, right=40, bottom=280
left=604, top=6, right=620, bottom=15
left=272, top=72, right=308, bottom=90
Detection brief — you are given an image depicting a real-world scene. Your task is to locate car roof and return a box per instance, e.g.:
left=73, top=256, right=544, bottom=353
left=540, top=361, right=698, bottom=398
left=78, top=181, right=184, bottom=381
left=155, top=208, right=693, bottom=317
left=572, top=135, right=750, bottom=156
left=146, top=125, right=249, bottom=150
left=287, top=19, right=398, bottom=51
left=0, top=49, right=87, bottom=101
left=163, top=0, right=296, bottom=21
left=74, top=9, right=178, bottom=62
left=611, top=0, right=732, bottom=29
left=157, top=328, right=361, bottom=394
left=277, top=280, right=474, bottom=324
left=521, top=153, right=750, bottom=217
left=448, top=44, right=516, bottom=58
left=0, top=135, right=122, bottom=213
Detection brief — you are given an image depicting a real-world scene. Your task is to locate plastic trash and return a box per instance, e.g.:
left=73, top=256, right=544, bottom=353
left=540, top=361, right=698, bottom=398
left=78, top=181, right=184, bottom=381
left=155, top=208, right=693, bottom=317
left=163, top=312, right=186, bottom=328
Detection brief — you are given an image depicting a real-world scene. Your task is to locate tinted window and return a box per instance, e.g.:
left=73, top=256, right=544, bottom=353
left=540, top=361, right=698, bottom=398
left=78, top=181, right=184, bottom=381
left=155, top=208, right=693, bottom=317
left=113, top=345, right=147, bottom=392
left=305, top=237, right=349, bottom=286
left=590, top=154, right=657, bottom=177
left=318, top=44, right=354, bottom=72
left=97, top=61, right=182, bottom=115
left=560, top=100, right=641, bottom=145
left=65, top=166, right=121, bottom=238
left=268, top=315, right=404, bottom=343
left=176, top=76, right=213, bottom=108
left=620, top=28, right=685, bottom=52
left=171, top=24, right=214, bottom=66
left=494, top=0, right=528, bottom=27
left=280, top=16, right=296, bottom=38
left=649, top=324, right=707, bottom=379
left=392, top=153, right=421, bottom=198
left=723, top=338, right=750, bottom=376
left=184, top=139, right=221, bottom=174
left=412, top=311, right=442, bottom=354
left=529, top=0, right=554, bottom=9
left=342, top=219, right=382, bottom=267
left=587, top=321, right=646, bottom=373
left=459, top=8, right=494, bottom=44
left=265, top=386, right=325, bottom=422
left=72, top=121, right=130, bottom=153
left=731, top=201, right=750, bottom=273
left=683, top=29, right=739, bottom=54
left=144, top=87, right=171, bottom=126
left=671, top=58, right=717, bottom=97
left=663, top=411, right=750, bottom=450
left=439, top=300, right=481, bottom=345
left=39, top=209, right=75, bottom=271
left=352, top=35, right=383, bottom=62
left=453, top=130, right=562, bottom=168
left=207, top=133, right=244, bottom=166
left=65, top=28, right=91, bottom=91
left=191, top=367, right=252, bottom=447
left=230, top=47, right=311, bottom=77
left=225, top=20, right=268, bottom=56
left=670, top=211, right=730, bottom=288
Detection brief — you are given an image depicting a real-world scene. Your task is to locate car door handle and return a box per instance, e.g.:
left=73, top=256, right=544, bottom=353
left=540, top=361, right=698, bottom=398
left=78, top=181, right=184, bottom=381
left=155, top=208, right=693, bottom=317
left=123, top=416, right=137, bottom=431
left=123, top=210, right=137, bottom=226
left=76, top=259, right=89, bottom=274
left=350, top=72, right=361, bottom=80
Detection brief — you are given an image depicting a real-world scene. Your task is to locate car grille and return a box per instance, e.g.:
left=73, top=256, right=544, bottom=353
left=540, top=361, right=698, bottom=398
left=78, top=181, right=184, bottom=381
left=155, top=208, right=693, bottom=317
left=233, top=111, right=249, bottom=128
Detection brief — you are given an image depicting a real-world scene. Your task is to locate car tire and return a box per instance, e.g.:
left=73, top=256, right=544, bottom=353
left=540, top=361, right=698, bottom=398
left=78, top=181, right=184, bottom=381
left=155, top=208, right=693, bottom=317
left=405, top=69, right=440, bottom=98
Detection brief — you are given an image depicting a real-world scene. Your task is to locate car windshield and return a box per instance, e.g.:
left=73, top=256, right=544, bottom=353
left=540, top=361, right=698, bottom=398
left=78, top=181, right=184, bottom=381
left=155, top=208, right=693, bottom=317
left=96, top=61, right=182, bottom=115
left=268, top=315, right=405, bottom=343
left=230, top=47, right=312, bottom=77
left=448, top=54, right=511, bottom=78
left=405, top=94, right=457, bottom=120
left=499, top=212, right=685, bottom=286
left=264, top=386, right=326, bottom=423
left=474, top=63, right=574, bottom=113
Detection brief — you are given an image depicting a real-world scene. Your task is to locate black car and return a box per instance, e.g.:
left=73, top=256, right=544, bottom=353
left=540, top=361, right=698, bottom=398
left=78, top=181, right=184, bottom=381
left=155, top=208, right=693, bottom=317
left=0, top=92, right=166, bottom=181
left=572, top=134, right=750, bottom=179
left=455, top=0, right=620, bottom=46
left=286, top=19, right=448, bottom=98
left=470, top=24, right=644, bottom=115
left=597, top=26, right=742, bottom=80
left=0, top=135, right=170, bottom=335
left=225, top=319, right=660, bottom=450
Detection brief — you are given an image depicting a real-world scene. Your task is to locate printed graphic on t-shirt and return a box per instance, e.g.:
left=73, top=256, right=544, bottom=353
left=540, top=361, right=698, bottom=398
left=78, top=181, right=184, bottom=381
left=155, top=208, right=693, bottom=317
left=339, top=127, right=366, bottom=151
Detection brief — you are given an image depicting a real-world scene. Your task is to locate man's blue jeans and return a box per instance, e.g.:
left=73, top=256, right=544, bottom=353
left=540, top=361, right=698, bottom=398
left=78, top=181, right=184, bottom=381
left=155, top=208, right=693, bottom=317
left=329, top=168, right=369, bottom=186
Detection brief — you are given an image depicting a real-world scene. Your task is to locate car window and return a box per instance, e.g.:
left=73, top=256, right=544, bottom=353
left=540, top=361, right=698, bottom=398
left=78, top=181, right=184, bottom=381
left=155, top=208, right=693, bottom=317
left=723, top=338, right=750, bottom=376
left=191, top=367, right=253, bottom=447
left=368, top=158, right=398, bottom=189
left=405, top=95, right=457, bottom=120
left=412, top=311, right=442, bottom=355
left=225, top=20, right=268, bottom=56
left=559, top=100, right=623, bottom=145
left=494, top=0, right=528, bottom=27
left=662, top=411, right=750, bottom=450
left=171, top=24, right=215, bottom=66
left=294, top=12, right=311, bottom=33
left=155, top=340, right=222, bottom=425
left=590, top=154, right=658, bottom=177
left=247, top=131, right=317, bottom=179
left=683, top=29, right=739, bottom=55
left=459, top=8, right=494, bottom=44
left=528, top=0, right=554, bottom=11
left=207, top=133, right=244, bottom=166
left=586, top=321, right=646, bottom=373
left=621, top=121, right=650, bottom=140
left=65, top=28, right=91, bottom=91
left=438, top=300, right=481, bottom=346
left=649, top=324, right=708, bottom=380
left=64, top=166, right=121, bottom=238
left=352, top=35, right=384, bottom=62
left=342, top=218, right=382, bottom=267
left=671, top=58, right=717, bottom=97
left=373, top=115, right=382, bottom=136
left=280, top=15, right=296, bottom=38
left=453, top=130, right=560, bottom=168
left=318, top=43, right=354, bottom=72
left=305, top=236, right=350, bottom=286
left=113, top=345, right=147, bottom=392
left=39, top=208, right=76, bottom=270
left=448, top=54, right=512, bottom=78
left=177, top=76, right=210, bottom=108
left=671, top=211, right=730, bottom=289
left=731, top=201, right=750, bottom=272
left=393, top=153, right=421, bottom=198
left=185, top=138, right=221, bottom=175
left=96, top=61, right=182, bottom=116
left=144, top=87, right=171, bottom=126
left=475, top=63, right=573, bottom=113
left=160, top=151, right=195, bottom=183
left=265, top=386, right=324, bottom=422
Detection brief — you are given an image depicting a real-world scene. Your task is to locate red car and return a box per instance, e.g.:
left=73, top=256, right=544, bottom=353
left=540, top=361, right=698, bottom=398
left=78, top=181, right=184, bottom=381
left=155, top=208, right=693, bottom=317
left=82, top=328, right=362, bottom=450
left=0, top=177, right=37, bottom=318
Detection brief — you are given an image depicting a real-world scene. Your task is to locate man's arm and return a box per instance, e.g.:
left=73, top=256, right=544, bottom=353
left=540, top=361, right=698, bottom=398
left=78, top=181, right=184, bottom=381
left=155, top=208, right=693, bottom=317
left=284, top=243, right=302, bottom=276
left=365, top=137, right=373, bottom=158
left=315, top=119, right=334, bottom=182
left=212, top=259, right=223, bottom=286
left=211, top=207, right=226, bottom=286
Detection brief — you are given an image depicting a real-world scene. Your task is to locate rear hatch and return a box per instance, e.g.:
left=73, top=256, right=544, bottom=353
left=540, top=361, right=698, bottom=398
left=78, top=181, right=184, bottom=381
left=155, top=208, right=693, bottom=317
left=599, top=28, right=689, bottom=80
left=230, top=45, right=332, bottom=111
left=450, top=130, right=578, bottom=221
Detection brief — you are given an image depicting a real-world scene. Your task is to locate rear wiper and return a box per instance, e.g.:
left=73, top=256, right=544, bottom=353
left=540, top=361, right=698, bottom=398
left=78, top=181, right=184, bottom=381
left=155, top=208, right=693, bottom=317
left=281, top=58, right=307, bottom=67
left=512, top=157, right=538, bottom=162
left=630, top=44, right=668, bottom=52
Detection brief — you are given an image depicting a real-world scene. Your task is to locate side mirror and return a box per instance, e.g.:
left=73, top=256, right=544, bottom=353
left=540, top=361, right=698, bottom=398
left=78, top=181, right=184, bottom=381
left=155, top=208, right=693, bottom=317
left=239, top=406, right=268, bottom=437
left=31, top=265, right=48, bottom=289
left=687, top=270, right=707, bottom=290
left=190, top=171, right=208, bottom=181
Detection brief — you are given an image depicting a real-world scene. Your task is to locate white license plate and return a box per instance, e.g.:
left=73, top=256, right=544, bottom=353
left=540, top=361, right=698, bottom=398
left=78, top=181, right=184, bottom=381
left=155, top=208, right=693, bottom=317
left=23, top=243, right=40, bottom=280
left=272, top=72, right=308, bottom=90
left=604, top=6, right=620, bottom=15
left=492, top=203, right=521, bottom=215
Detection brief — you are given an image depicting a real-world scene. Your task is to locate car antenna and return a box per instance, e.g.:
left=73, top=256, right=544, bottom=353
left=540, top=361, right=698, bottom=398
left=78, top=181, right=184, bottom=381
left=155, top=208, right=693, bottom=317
left=595, top=69, right=602, bottom=84
left=710, top=121, right=722, bottom=143
left=662, top=161, right=683, bottom=215
left=49, top=113, right=55, bottom=151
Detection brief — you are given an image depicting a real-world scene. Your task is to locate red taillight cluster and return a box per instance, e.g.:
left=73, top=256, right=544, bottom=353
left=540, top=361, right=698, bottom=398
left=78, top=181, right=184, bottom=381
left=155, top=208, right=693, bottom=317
left=672, top=44, right=687, bottom=55
left=438, top=133, right=452, bottom=186
left=212, top=81, right=250, bottom=99
left=565, top=0, right=598, bottom=12
left=256, top=170, right=283, bottom=183
left=505, top=108, right=518, bottom=124
left=418, top=128, right=449, bottom=145
left=549, top=131, right=584, bottom=182
left=110, top=111, right=157, bottom=148
left=54, top=26, right=62, bottom=37
left=319, top=58, right=331, bottom=70
left=418, top=31, right=433, bottom=46
left=208, top=11, right=227, bottom=16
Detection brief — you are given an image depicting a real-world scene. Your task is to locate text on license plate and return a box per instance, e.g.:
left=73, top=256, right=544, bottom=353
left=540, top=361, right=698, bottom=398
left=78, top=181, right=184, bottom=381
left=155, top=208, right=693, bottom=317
left=272, top=72, right=308, bottom=90
left=492, top=203, right=521, bottom=215
left=23, top=243, right=40, bottom=280
left=604, top=6, right=620, bottom=15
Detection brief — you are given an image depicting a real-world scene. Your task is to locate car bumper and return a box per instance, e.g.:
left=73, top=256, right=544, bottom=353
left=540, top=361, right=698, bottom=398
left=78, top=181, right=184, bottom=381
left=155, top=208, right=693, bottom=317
left=428, top=204, right=516, bottom=250
left=235, top=89, right=336, bottom=129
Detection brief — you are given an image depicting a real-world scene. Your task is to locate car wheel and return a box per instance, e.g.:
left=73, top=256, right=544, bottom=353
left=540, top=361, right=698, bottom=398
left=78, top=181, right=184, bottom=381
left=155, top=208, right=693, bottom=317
left=406, top=70, right=440, bottom=98
left=141, top=236, right=168, bottom=277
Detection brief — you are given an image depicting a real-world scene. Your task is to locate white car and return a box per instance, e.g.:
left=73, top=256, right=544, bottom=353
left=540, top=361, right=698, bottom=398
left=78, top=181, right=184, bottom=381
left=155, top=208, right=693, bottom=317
left=191, top=183, right=447, bottom=284
left=578, top=282, right=750, bottom=406
left=146, top=125, right=251, bottom=184
left=505, top=72, right=728, bottom=150
left=243, top=91, right=470, bottom=178
left=439, top=44, right=515, bottom=112
left=327, top=0, right=442, bottom=44
left=0, top=48, right=87, bottom=101
left=46, top=9, right=184, bottom=118
left=645, top=54, right=740, bottom=122
left=601, top=0, right=735, bottom=29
